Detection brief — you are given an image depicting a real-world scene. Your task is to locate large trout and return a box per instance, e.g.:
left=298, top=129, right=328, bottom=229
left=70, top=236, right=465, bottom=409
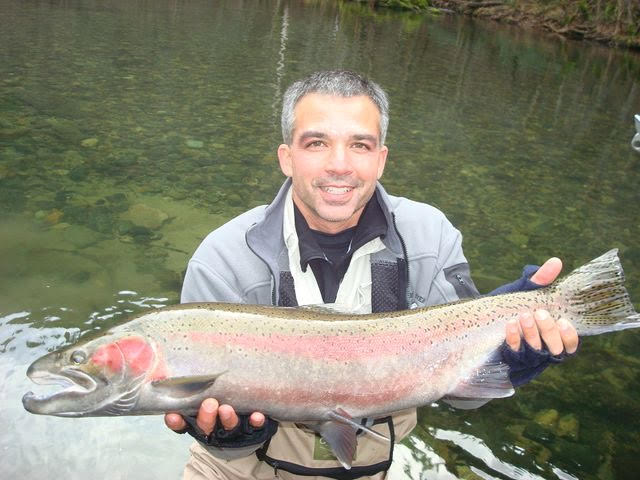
left=23, top=250, right=640, bottom=468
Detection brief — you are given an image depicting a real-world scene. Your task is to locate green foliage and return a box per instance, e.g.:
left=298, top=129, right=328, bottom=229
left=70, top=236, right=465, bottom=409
left=378, top=0, right=430, bottom=10
left=577, top=0, right=590, bottom=20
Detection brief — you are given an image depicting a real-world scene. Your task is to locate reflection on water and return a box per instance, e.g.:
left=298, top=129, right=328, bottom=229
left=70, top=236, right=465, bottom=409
left=1, top=0, right=640, bottom=478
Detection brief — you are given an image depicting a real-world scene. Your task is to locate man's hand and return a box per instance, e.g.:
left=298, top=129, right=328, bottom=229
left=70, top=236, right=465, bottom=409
left=164, top=398, right=265, bottom=436
left=505, top=257, right=579, bottom=355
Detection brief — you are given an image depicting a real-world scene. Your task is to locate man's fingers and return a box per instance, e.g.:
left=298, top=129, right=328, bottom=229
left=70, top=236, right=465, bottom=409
left=558, top=318, right=579, bottom=354
left=218, top=404, right=240, bottom=430
left=519, top=311, right=542, bottom=351
left=534, top=310, right=564, bottom=355
left=249, top=412, right=266, bottom=428
left=196, top=398, right=219, bottom=435
left=530, top=257, right=563, bottom=286
left=505, top=318, right=521, bottom=352
left=165, top=412, right=186, bottom=432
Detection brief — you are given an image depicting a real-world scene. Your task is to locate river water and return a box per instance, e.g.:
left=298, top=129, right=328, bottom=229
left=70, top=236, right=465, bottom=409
left=1, top=0, right=640, bottom=478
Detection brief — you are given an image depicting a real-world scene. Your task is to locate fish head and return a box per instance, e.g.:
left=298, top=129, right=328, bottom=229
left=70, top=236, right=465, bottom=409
left=23, top=332, right=159, bottom=417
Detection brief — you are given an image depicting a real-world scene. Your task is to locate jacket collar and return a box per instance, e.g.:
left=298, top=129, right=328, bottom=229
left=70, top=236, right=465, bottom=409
left=295, top=193, right=388, bottom=272
left=245, top=178, right=405, bottom=302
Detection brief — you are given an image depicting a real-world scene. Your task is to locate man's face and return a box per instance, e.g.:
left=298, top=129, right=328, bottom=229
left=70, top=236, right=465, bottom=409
left=277, top=93, right=388, bottom=234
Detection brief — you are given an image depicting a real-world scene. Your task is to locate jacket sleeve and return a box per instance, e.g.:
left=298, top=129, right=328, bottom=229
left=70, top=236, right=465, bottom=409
left=488, top=265, right=576, bottom=387
left=424, top=220, right=480, bottom=307
left=181, top=259, right=245, bottom=304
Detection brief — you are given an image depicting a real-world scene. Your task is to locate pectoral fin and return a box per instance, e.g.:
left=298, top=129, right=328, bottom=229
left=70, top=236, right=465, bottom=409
left=151, top=374, right=224, bottom=399
left=443, top=360, right=514, bottom=410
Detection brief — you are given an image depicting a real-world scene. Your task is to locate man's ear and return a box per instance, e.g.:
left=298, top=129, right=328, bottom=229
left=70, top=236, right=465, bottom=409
left=278, top=144, right=293, bottom=177
left=377, top=145, right=388, bottom=180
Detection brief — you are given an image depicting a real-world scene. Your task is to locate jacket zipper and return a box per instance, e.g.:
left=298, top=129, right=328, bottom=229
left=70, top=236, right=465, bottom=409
left=391, top=212, right=414, bottom=308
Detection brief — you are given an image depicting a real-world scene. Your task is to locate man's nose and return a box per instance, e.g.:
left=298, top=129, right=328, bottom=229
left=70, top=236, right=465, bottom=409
left=326, top=145, right=352, bottom=175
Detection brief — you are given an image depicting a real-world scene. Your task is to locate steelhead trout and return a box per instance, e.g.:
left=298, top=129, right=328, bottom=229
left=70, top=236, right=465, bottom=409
left=23, top=249, right=640, bottom=468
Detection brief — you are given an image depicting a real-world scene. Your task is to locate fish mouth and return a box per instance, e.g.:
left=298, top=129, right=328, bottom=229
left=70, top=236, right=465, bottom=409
left=23, top=367, right=98, bottom=414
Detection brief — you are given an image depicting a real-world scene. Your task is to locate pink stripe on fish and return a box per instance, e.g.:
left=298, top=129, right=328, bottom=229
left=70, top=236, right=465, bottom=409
left=188, top=328, right=436, bottom=361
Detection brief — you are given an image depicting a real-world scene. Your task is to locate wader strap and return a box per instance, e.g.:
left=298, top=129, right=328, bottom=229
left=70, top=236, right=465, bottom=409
left=255, top=416, right=395, bottom=480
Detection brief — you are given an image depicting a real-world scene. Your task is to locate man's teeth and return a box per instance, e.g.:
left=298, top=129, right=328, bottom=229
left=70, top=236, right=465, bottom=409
left=321, top=186, right=353, bottom=194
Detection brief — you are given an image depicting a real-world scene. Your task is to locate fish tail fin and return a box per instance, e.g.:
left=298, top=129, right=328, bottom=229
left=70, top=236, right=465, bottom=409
left=552, top=249, right=640, bottom=336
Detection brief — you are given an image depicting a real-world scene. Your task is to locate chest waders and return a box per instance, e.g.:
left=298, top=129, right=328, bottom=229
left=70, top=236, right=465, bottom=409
left=255, top=416, right=395, bottom=480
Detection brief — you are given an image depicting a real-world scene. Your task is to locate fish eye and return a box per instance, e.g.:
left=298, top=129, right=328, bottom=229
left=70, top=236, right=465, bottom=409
left=70, top=350, right=87, bottom=364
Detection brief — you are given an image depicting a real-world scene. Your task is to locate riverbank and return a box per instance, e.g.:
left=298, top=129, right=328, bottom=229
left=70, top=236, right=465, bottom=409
left=362, top=0, right=640, bottom=49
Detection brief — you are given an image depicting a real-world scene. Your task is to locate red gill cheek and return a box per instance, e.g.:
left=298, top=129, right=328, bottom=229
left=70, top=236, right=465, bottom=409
left=116, top=337, right=153, bottom=375
left=91, top=344, right=123, bottom=373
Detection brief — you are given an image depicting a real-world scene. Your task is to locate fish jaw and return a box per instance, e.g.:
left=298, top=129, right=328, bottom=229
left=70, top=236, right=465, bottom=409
left=22, top=363, right=105, bottom=416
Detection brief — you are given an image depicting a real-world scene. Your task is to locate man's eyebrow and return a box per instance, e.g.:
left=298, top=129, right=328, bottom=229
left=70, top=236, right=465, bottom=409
left=351, top=134, right=378, bottom=144
left=297, top=131, right=328, bottom=142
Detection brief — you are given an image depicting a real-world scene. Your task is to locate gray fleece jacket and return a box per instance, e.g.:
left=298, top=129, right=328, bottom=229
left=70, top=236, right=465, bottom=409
left=181, top=179, right=479, bottom=309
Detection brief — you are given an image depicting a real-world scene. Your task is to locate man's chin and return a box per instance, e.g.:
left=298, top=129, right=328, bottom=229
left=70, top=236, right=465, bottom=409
left=313, top=206, right=362, bottom=228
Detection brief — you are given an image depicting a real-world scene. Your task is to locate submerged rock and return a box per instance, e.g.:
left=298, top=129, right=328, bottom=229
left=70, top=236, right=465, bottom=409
left=81, top=137, right=99, bottom=148
left=533, top=408, right=559, bottom=428
left=523, top=421, right=555, bottom=444
left=121, top=203, right=169, bottom=230
left=186, top=139, right=204, bottom=149
left=557, top=414, right=580, bottom=441
left=45, top=117, right=84, bottom=143
left=45, top=209, right=64, bottom=225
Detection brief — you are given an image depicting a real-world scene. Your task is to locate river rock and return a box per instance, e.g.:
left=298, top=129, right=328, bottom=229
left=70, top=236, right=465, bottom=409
left=45, top=117, right=84, bottom=143
left=0, top=126, right=30, bottom=140
left=533, top=408, right=559, bottom=428
left=61, top=225, right=104, bottom=249
left=557, top=414, right=579, bottom=440
left=455, top=466, right=485, bottom=480
left=81, top=137, right=99, bottom=148
left=523, top=421, right=555, bottom=444
left=186, top=139, right=204, bottom=149
left=121, top=203, right=169, bottom=230
left=45, top=209, right=64, bottom=225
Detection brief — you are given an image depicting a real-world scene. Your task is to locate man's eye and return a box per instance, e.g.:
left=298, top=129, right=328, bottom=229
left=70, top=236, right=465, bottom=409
left=307, top=141, right=325, bottom=148
left=352, top=143, right=370, bottom=150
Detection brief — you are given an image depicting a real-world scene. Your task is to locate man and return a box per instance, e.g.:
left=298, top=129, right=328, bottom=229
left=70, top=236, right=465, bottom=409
left=165, top=71, right=579, bottom=479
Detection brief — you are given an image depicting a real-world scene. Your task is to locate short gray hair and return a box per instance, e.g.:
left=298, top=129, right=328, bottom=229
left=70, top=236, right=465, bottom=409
left=281, top=70, right=389, bottom=145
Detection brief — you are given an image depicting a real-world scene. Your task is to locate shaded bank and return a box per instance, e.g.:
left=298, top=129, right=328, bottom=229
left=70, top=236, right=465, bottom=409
left=356, top=0, right=640, bottom=49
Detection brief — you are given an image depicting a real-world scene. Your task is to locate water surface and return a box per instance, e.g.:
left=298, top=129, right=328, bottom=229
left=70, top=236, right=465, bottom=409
left=1, top=0, right=640, bottom=478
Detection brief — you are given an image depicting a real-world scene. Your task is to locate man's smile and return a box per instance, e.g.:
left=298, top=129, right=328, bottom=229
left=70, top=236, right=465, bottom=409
left=319, top=186, right=354, bottom=194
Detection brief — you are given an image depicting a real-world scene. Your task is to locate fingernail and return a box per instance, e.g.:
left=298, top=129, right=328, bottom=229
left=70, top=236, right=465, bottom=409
left=558, top=318, right=570, bottom=330
left=507, top=319, right=518, bottom=334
